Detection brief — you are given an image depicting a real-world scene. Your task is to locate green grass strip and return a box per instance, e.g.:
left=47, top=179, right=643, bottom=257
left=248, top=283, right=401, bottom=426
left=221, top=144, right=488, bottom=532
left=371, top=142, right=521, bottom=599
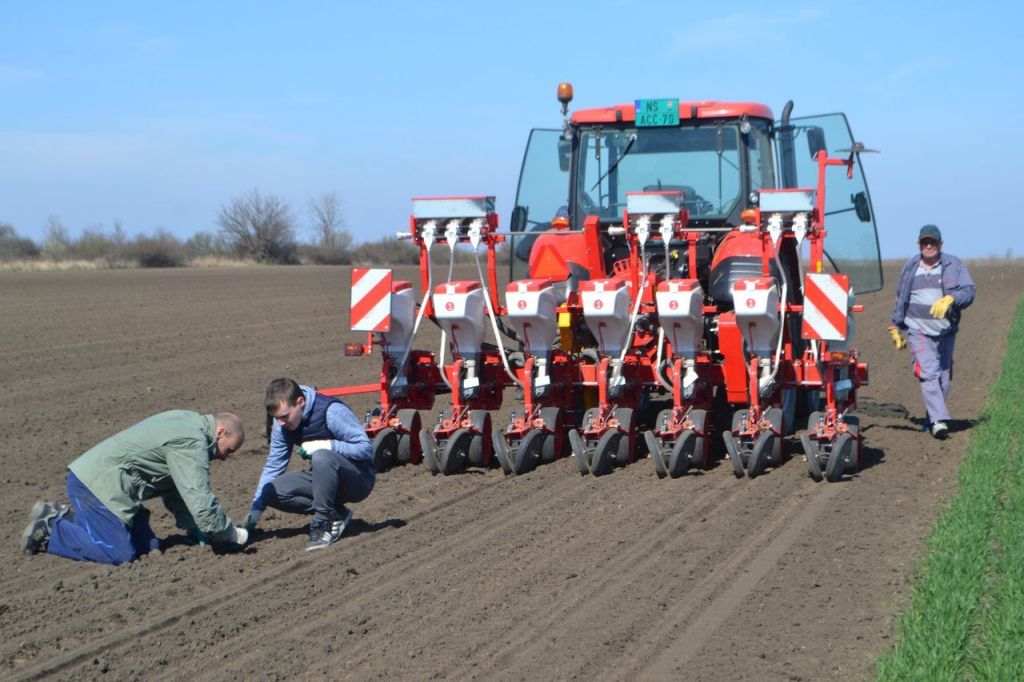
left=877, top=295, right=1024, bottom=681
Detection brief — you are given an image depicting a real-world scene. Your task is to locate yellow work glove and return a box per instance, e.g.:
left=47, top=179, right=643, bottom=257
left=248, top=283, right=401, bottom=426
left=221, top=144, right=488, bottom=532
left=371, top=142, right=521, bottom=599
left=887, top=325, right=907, bottom=350
left=930, top=294, right=954, bottom=319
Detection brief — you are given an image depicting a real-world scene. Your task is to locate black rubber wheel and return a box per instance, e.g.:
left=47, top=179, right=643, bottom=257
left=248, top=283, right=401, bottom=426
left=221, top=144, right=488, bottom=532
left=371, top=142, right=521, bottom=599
left=731, top=410, right=750, bottom=467
left=723, top=431, right=745, bottom=479
left=801, top=432, right=823, bottom=482
left=807, top=411, right=823, bottom=438
left=371, top=427, right=398, bottom=472
left=420, top=429, right=440, bottom=475
left=747, top=431, right=773, bottom=479
left=570, top=429, right=590, bottom=476
left=668, top=431, right=697, bottom=478
left=514, top=428, right=545, bottom=475
left=441, top=428, right=472, bottom=475
left=613, top=407, right=635, bottom=466
left=539, top=407, right=562, bottom=462
left=582, top=407, right=600, bottom=432
left=591, top=430, right=619, bottom=477
left=842, top=415, right=861, bottom=474
left=492, top=430, right=514, bottom=476
left=396, top=409, right=421, bottom=465
left=763, top=406, right=784, bottom=466
left=467, top=411, right=491, bottom=467
left=645, top=431, right=668, bottom=479
left=826, top=433, right=854, bottom=482
left=688, top=409, right=709, bottom=468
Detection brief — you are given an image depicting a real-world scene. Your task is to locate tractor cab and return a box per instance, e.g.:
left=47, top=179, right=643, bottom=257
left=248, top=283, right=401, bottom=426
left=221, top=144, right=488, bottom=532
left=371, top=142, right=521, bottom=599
left=510, top=88, right=882, bottom=295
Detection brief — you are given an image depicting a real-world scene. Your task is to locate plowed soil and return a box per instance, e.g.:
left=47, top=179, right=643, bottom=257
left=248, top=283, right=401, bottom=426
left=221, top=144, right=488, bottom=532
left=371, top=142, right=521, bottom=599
left=1, top=261, right=1021, bottom=681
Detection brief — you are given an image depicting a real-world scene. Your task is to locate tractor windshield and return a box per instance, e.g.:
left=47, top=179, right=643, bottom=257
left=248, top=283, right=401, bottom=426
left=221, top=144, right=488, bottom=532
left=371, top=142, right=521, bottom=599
left=574, top=121, right=772, bottom=227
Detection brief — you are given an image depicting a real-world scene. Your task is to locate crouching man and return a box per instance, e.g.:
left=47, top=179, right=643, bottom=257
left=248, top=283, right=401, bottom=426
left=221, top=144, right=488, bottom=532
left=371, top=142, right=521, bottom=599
left=245, top=378, right=374, bottom=552
left=21, top=410, right=250, bottom=564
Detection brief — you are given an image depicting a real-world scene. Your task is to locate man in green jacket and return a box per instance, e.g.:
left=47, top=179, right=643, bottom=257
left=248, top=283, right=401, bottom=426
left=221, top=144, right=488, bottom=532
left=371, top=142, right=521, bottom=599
left=21, top=410, right=249, bottom=565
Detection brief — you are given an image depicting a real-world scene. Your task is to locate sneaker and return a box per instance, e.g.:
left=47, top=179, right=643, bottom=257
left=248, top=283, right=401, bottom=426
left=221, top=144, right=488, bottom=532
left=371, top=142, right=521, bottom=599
left=21, top=501, right=59, bottom=556
left=931, top=421, right=949, bottom=439
left=305, top=507, right=353, bottom=552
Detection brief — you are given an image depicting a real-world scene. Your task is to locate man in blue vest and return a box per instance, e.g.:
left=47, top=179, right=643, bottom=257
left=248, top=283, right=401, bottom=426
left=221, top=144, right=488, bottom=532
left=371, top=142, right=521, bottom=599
left=888, top=225, right=975, bottom=439
left=245, top=378, right=375, bottom=551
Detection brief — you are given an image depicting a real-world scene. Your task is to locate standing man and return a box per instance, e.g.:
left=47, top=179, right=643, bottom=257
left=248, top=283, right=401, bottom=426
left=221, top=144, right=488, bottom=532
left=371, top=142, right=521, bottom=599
left=245, top=378, right=374, bottom=552
left=21, top=411, right=249, bottom=564
left=889, top=225, right=976, bottom=439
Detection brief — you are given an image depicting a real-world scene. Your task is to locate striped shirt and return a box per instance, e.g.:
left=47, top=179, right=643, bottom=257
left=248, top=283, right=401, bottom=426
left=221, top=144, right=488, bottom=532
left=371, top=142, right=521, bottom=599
left=904, top=261, right=951, bottom=336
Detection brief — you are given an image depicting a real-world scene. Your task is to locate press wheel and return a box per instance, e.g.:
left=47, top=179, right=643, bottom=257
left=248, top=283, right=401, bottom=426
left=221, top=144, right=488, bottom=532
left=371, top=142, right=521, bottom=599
left=441, top=428, right=472, bottom=476
left=371, top=427, right=398, bottom=472
left=514, top=428, right=545, bottom=475
left=570, top=429, right=590, bottom=476
left=420, top=429, right=440, bottom=475
left=492, top=430, right=514, bottom=476
left=645, top=431, right=668, bottom=479
left=590, top=430, right=619, bottom=477
left=396, top=409, right=421, bottom=465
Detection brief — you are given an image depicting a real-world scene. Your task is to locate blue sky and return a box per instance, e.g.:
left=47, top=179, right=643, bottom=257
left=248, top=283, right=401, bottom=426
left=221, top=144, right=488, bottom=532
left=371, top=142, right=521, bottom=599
left=1, top=1, right=1020, bottom=258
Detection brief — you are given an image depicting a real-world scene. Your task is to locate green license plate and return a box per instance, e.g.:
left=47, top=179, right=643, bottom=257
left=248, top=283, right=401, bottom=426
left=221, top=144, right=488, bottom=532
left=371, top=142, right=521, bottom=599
left=635, top=98, right=679, bottom=127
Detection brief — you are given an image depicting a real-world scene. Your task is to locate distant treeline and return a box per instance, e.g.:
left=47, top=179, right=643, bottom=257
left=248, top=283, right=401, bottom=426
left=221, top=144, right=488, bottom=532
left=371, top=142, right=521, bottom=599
left=0, top=189, right=503, bottom=269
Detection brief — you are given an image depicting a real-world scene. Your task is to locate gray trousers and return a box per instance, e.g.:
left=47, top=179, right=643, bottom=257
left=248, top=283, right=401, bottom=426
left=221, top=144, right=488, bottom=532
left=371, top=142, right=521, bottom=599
left=264, top=449, right=375, bottom=521
left=908, top=329, right=956, bottom=424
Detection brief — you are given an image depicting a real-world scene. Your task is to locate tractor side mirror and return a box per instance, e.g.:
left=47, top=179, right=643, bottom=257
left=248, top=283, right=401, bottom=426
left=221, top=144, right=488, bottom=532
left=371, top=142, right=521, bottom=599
left=511, top=205, right=528, bottom=233
left=807, top=126, right=827, bottom=160
left=852, top=191, right=872, bottom=222
left=557, top=138, right=571, bottom=172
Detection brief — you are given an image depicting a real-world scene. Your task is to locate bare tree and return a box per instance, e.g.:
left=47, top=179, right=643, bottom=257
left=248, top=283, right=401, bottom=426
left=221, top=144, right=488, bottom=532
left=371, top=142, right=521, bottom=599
left=308, top=192, right=353, bottom=250
left=42, top=214, right=70, bottom=260
left=217, top=189, right=297, bottom=263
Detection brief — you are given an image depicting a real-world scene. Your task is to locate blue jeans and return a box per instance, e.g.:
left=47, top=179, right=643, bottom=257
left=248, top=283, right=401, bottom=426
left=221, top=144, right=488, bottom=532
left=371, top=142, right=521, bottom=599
left=262, top=450, right=375, bottom=521
left=47, top=471, right=159, bottom=565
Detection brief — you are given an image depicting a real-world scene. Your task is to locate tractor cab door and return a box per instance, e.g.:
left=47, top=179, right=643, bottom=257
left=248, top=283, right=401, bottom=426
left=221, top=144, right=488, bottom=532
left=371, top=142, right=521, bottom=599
left=509, top=129, right=571, bottom=283
left=775, top=113, right=883, bottom=293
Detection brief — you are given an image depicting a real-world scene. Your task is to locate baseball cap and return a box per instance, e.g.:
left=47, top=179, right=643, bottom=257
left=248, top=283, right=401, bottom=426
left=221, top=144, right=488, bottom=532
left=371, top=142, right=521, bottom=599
left=918, top=224, right=942, bottom=242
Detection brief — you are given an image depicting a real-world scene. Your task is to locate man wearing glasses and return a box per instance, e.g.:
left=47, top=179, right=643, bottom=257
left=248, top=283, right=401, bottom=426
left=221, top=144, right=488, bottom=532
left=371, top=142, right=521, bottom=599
left=888, top=225, right=976, bottom=439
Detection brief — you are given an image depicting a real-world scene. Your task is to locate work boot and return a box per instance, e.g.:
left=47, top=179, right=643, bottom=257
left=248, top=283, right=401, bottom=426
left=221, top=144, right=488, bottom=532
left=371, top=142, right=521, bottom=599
left=21, top=501, right=60, bottom=556
left=305, top=507, right=352, bottom=552
left=931, top=421, right=949, bottom=439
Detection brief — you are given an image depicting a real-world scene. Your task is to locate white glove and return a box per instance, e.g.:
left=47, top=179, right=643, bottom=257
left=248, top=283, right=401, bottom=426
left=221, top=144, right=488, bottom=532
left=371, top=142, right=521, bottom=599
left=228, top=526, right=249, bottom=546
left=301, top=439, right=332, bottom=454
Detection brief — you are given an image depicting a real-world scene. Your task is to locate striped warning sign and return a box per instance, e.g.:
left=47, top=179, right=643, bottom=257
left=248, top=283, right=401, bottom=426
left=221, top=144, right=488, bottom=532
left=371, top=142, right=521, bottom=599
left=350, top=268, right=392, bottom=332
left=802, top=273, right=849, bottom=340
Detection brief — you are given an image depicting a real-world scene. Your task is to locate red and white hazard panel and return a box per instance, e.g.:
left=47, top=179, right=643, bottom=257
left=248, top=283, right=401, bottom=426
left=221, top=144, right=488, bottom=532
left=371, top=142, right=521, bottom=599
left=349, top=268, right=392, bottom=332
left=802, top=273, right=850, bottom=341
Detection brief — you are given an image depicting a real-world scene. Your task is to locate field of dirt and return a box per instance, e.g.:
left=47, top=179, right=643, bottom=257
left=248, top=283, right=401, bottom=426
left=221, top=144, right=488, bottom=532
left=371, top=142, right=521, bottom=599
left=1, top=260, right=1021, bottom=681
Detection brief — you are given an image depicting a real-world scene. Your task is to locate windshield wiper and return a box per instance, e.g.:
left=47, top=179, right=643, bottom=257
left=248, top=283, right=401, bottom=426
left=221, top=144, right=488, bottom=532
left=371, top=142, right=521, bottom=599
left=590, top=133, right=637, bottom=192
